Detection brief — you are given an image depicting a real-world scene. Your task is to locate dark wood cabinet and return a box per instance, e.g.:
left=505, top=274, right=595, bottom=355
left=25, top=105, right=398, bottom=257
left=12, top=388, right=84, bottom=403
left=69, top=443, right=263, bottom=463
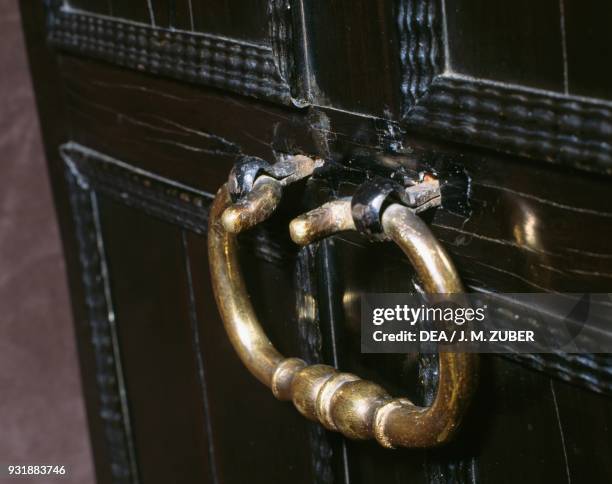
left=20, top=1, right=612, bottom=483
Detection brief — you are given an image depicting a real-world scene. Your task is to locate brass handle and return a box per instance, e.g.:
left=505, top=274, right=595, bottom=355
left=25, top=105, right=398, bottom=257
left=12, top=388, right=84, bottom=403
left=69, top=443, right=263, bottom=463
left=208, top=176, right=478, bottom=448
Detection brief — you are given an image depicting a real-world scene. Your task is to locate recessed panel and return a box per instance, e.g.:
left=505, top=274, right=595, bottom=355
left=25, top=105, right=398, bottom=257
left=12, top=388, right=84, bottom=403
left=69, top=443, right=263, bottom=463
left=99, top=198, right=213, bottom=484
left=444, top=0, right=565, bottom=92
left=191, top=0, right=270, bottom=42
left=303, top=0, right=402, bottom=117
left=68, top=0, right=271, bottom=42
left=564, top=0, right=612, bottom=101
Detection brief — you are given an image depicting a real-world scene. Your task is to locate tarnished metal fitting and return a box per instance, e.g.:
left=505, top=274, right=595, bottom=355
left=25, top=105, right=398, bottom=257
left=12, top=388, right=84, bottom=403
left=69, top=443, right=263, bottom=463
left=209, top=180, right=477, bottom=449
left=222, top=154, right=324, bottom=234
left=290, top=175, right=442, bottom=246
left=227, top=156, right=272, bottom=203
left=351, top=176, right=441, bottom=240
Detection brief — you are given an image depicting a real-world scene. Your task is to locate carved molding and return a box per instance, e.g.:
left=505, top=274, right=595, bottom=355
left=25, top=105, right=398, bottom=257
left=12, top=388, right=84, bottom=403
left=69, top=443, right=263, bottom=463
left=63, top=144, right=211, bottom=232
left=63, top=147, right=140, bottom=484
left=62, top=143, right=219, bottom=483
left=397, top=0, right=444, bottom=107
left=48, top=6, right=293, bottom=104
left=398, top=0, right=612, bottom=174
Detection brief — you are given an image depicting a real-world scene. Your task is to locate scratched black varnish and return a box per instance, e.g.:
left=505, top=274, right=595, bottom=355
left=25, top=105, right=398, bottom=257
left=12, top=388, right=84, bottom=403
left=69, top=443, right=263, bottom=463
left=21, top=1, right=612, bottom=483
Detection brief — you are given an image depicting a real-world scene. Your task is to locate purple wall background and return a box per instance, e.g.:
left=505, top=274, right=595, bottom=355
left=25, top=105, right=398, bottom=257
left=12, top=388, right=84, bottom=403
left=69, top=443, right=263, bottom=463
left=0, top=0, right=95, bottom=482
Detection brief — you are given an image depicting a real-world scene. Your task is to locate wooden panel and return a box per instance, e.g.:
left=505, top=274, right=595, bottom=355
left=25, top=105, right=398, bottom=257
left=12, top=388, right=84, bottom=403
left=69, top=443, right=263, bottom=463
left=59, top=57, right=249, bottom=193
left=550, top=378, right=612, bottom=480
left=73, top=0, right=194, bottom=29
left=320, top=236, right=577, bottom=483
left=109, top=1, right=153, bottom=24
left=444, top=0, right=565, bottom=92
left=564, top=0, right=612, bottom=100
left=68, top=0, right=110, bottom=15
left=471, top=359, right=568, bottom=483
left=165, top=0, right=194, bottom=30
left=319, top=237, right=428, bottom=484
left=59, top=58, right=612, bottom=296
left=99, top=198, right=213, bottom=484
left=431, top=151, right=612, bottom=293
left=58, top=139, right=612, bottom=484
left=145, top=0, right=194, bottom=29
left=148, top=0, right=170, bottom=28
left=183, top=230, right=323, bottom=484
left=191, top=0, right=270, bottom=42
left=22, top=0, right=612, bottom=482
left=48, top=1, right=294, bottom=105
left=302, top=0, right=401, bottom=117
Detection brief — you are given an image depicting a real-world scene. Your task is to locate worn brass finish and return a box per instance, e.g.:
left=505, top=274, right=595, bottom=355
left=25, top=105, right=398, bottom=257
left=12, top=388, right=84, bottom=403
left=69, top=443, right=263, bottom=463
left=289, top=199, right=355, bottom=246
left=209, top=184, right=478, bottom=448
left=209, top=185, right=285, bottom=386
left=221, top=175, right=282, bottom=234
left=222, top=154, right=322, bottom=234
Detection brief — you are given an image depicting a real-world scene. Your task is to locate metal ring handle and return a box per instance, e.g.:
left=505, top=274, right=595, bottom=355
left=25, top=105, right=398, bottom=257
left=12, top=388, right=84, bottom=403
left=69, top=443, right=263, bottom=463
left=208, top=183, right=478, bottom=448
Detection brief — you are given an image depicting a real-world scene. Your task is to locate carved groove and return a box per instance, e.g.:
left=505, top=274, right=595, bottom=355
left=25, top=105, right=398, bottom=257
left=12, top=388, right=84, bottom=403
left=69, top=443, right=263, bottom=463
left=48, top=7, right=292, bottom=104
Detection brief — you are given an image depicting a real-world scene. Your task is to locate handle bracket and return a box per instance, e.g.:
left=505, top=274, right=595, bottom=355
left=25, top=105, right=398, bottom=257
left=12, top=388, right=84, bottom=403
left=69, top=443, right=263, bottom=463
left=208, top=160, right=478, bottom=449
